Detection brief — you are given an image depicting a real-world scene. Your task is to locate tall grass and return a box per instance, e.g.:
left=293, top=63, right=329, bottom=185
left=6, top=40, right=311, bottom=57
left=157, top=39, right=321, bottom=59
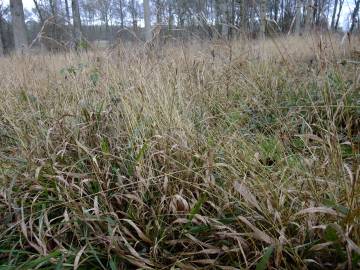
left=0, top=34, right=359, bottom=269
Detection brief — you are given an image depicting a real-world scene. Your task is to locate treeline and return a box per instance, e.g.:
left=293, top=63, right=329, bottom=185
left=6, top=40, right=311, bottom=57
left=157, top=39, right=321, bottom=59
left=0, top=0, right=359, bottom=54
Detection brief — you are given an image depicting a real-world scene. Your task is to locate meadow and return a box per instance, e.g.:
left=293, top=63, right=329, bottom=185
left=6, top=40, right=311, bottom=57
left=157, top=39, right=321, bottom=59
left=0, top=34, right=359, bottom=269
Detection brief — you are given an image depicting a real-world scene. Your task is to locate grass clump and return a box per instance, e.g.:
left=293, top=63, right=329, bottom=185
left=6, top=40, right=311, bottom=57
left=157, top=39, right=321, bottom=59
left=0, top=35, right=359, bottom=269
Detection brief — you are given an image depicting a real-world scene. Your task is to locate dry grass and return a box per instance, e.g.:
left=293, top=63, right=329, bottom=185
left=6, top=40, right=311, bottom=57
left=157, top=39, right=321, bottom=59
left=0, top=34, right=359, bottom=269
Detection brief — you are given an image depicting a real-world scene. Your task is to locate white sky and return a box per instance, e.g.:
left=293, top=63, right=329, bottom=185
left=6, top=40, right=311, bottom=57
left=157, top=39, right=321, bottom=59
left=3, top=0, right=34, bottom=9
left=24, top=0, right=35, bottom=9
left=1, top=0, right=356, bottom=30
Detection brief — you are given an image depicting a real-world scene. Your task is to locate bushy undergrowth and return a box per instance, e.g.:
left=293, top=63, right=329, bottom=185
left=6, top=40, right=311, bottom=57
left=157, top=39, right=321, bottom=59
left=0, top=35, right=359, bottom=269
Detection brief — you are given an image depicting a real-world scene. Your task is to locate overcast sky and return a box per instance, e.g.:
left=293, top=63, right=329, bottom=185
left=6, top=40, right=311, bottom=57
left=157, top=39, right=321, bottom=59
left=3, top=0, right=34, bottom=9
left=2, top=0, right=356, bottom=30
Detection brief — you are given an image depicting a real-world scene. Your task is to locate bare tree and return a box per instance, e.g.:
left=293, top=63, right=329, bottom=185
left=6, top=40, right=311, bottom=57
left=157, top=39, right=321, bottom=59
left=155, top=0, right=163, bottom=24
left=64, top=0, right=71, bottom=23
left=349, top=0, right=360, bottom=33
left=143, top=0, right=151, bottom=41
left=72, top=0, right=82, bottom=48
left=97, top=0, right=113, bottom=40
left=304, top=0, right=313, bottom=31
left=239, top=0, right=247, bottom=34
left=49, top=0, right=59, bottom=20
left=330, top=0, right=338, bottom=29
left=229, top=0, right=235, bottom=38
left=32, top=0, right=44, bottom=24
left=274, top=0, right=279, bottom=21
left=295, top=0, right=302, bottom=33
left=10, top=0, right=28, bottom=52
left=0, top=4, right=5, bottom=56
left=259, top=0, right=267, bottom=38
left=167, top=0, right=174, bottom=30
left=116, top=0, right=125, bottom=28
left=129, top=0, right=138, bottom=31
left=334, top=0, right=344, bottom=29
left=220, top=1, right=228, bottom=37
left=0, top=26, right=3, bottom=56
left=25, top=0, right=348, bottom=43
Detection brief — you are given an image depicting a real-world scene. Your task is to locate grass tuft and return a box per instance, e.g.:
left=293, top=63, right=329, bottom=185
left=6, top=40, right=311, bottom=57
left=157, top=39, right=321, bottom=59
left=0, top=35, right=359, bottom=269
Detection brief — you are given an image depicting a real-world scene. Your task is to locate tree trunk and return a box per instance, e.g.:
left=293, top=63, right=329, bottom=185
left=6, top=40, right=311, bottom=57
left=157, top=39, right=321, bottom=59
left=10, top=0, right=28, bottom=53
left=119, top=0, right=124, bottom=28
left=143, top=0, right=151, bottom=41
left=259, top=0, right=267, bottom=38
left=50, top=0, right=60, bottom=41
left=32, top=0, right=47, bottom=52
left=249, top=5, right=255, bottom=33
left=0, top=27, right=3, bottom=56
left=349, top=0, right=360, bottom=33
left=334, top=0, right=343, bottom=29
left=50, top=0, right=59, bottom=19
left=64, top=0, right=71, bottom=23
left=215, top=0, right=221, bottom=33
left=312, top=0, right=317, bottom=24
left=176, top=1, right=184, bottom=27
left=130, top=0, right=137, bottom=32
left=220, top=2, right=228, bottom=38
left=155, top=0, right=162, bottom=24
left=71, top=0, right=82, bottom=48
left=240, top=0, right=247, bottom=33
left=330, top=0, right=338, bottom=29
left=105, top=19, right=109, bottom=40
left=168, top=1, right=174, bottom=31
left=280, top=0, right=284, bottom=29
left=316, top=0, right=321, bottom=25
left=32, top=0, right=44, bottom=23
left=229, top=0, right=235, bottom=38
left=274, top=0, right=279, bottom=21
left=305, top=0, right=313, bottom=31
left=0, top=14, right=4, bottom=55
left=295, top=0, right=302, bottom=33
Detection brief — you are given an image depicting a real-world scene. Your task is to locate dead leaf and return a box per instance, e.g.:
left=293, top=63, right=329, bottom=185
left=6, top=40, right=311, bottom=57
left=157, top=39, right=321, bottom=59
left=74, top=245, right=86, bottom=270
left=294, top=207, right=343, bottom=217
left=237, top=216, right=274, bottom=244
left=234, top=181, right=261, bottom=211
